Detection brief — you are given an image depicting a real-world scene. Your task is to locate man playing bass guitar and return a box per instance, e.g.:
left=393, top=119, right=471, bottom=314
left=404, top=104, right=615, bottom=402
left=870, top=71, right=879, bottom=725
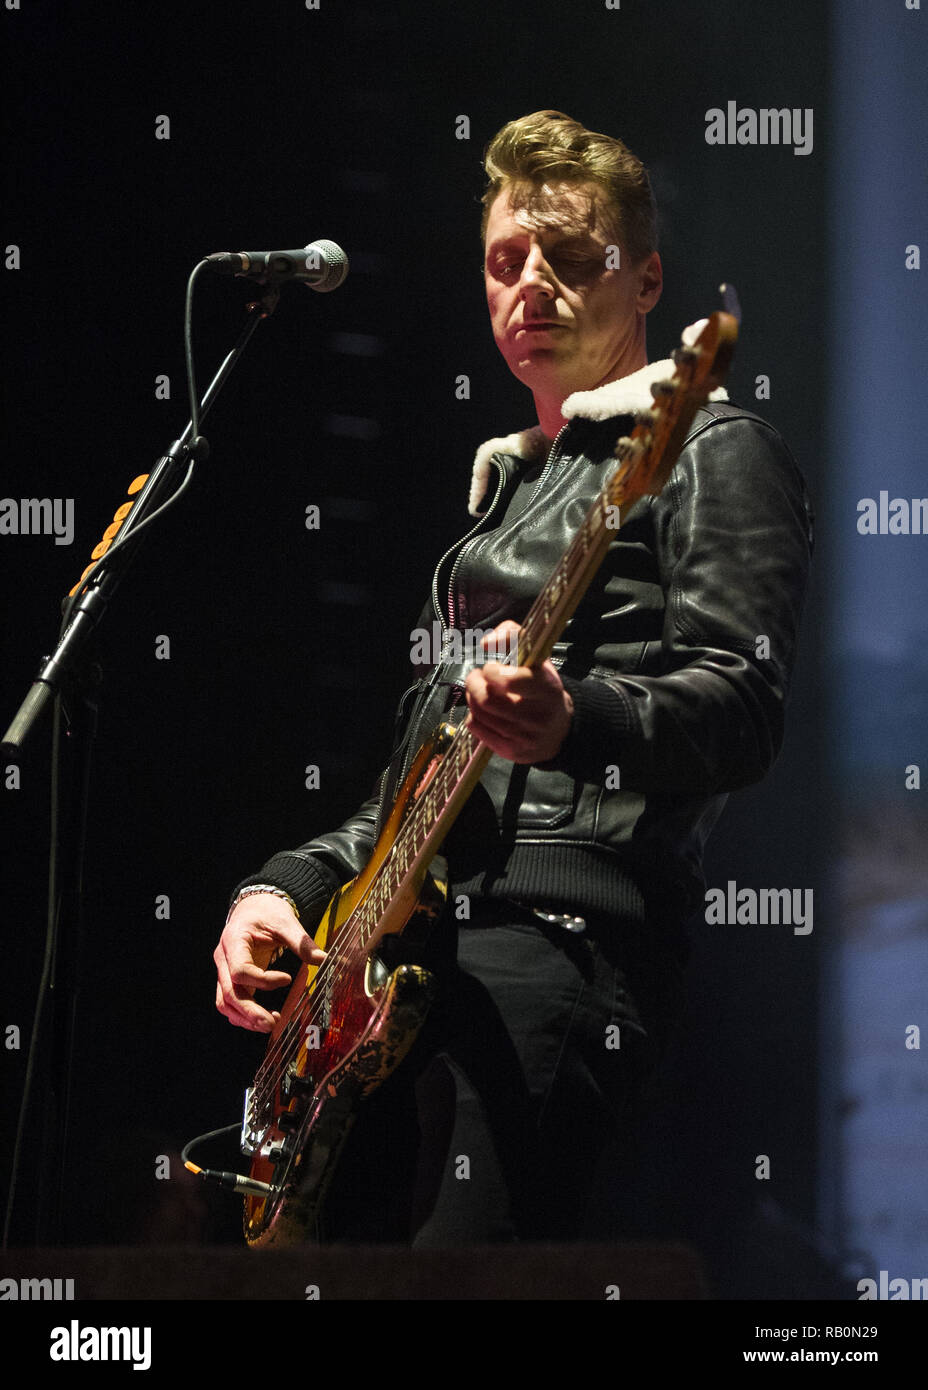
left=213, top=110, right=813, bottom=1245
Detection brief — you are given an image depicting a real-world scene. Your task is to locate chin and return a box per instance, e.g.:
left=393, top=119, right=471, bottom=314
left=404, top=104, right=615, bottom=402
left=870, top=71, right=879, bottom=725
left=516, top=362, right=572, bottom=397
left=508, top=349, right=562, bottom=379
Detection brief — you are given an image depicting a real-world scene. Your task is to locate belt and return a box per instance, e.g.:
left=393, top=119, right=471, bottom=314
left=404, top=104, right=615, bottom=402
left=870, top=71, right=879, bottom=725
left=464, top=895, right=593, bottom=935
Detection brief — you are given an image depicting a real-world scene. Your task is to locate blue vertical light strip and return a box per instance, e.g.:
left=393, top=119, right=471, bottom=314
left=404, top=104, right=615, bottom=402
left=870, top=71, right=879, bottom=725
left=823, top=1, right=928, bottom=1282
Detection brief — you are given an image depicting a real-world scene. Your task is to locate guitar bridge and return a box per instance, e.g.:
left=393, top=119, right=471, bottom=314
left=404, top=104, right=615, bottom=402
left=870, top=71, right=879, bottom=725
left=240, top=1086, right=265, bottom=1158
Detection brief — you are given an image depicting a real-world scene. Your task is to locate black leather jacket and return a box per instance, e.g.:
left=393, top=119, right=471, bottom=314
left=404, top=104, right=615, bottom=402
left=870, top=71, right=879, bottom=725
left=234, top=365, right=813, bottom=934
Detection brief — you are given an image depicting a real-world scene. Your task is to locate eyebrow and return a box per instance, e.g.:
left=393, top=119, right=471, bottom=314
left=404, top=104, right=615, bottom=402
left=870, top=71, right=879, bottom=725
left=486, top=230, right=600, bottom=256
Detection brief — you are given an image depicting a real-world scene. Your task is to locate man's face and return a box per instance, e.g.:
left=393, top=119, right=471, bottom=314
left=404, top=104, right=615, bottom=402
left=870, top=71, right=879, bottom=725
left=483, top=180, right=661, bottom=403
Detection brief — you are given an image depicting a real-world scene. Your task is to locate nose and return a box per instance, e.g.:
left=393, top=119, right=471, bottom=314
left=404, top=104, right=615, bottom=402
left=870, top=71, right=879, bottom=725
left=519, top=243, right=556, bottom=301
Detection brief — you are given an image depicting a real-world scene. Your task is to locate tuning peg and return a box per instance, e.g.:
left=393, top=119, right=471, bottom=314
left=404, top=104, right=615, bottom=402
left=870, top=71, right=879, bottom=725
left=671, top=346, right=699, bottom=368
left=613, top=435, right=643, bottom=461
left=649, top=379, right=675, bottom=400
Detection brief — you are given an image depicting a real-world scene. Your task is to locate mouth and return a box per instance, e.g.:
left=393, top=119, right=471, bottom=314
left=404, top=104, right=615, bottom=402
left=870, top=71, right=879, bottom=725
left=515, top=321, right=566, bottom=335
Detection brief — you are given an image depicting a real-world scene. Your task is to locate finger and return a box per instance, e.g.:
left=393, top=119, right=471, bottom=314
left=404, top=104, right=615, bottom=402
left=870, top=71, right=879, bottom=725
left=480, top=619, right=520, bottom=640
left=466, top=724, right=535, bottom=763
left=228, top=986, right=278, bottom=1032
left=467, top=681, right=536, bottom=732
left=479, top=619, right=521, bottom=652
left=268, top=920, right=327, bottom=967
left=244, top=913, right=313, bottom=960
left=295, top=933, right=327, bottom=967
left=221, top=923, right=296, bottom=988
left=471, top=666, right=543, bottom=707
left=229, top=959, right=294, bottom=992
left=486, top=662, right=560, bottom=697
left=215, top=945, right=273, bottom=1030
left=217, top=933, right=289, bottom=1024
left=468, top=666, right=523, bottom=703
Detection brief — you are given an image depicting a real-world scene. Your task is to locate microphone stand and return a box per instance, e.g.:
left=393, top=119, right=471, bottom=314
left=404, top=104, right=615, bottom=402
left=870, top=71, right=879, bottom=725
left=1, top=282, right=281, bottom=1247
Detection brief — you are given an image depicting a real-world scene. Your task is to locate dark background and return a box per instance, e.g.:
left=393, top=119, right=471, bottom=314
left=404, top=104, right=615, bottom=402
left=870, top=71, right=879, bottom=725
left=1, top=0, right=922, bottom=1300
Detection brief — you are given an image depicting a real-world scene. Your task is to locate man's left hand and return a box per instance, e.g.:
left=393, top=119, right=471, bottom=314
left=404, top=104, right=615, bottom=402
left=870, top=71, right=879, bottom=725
left=463, top=619, right=574, bottom=763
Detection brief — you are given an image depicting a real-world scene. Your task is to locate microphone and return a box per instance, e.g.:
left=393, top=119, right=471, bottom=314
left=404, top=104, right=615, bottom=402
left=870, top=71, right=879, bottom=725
left=204, top=240, right=348, bottom=292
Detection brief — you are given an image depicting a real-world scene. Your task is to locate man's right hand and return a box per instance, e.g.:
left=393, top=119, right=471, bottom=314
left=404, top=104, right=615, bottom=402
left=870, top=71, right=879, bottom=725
left=214, top=892, right=326, bottom=1033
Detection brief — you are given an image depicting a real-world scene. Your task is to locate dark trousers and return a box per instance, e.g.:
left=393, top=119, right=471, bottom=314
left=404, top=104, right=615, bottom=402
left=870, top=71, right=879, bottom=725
left=320, top=903, right=684, bottom=1245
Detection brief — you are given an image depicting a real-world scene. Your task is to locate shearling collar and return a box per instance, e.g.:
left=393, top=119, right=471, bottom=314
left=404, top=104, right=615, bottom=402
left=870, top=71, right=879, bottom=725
left=467, top=327, right=729, bottom=516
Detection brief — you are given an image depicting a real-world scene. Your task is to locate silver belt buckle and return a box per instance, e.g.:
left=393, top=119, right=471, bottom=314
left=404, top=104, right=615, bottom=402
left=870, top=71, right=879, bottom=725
left=531, top=908, right=586, bottom=934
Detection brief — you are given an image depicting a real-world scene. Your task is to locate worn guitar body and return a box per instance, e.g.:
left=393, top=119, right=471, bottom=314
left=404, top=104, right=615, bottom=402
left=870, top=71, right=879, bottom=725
left=241, top=730, right=452, bottom=1247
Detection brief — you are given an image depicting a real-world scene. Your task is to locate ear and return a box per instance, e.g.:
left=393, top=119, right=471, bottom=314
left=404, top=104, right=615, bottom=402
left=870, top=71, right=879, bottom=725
left=636, top=251, right=663, bottom=314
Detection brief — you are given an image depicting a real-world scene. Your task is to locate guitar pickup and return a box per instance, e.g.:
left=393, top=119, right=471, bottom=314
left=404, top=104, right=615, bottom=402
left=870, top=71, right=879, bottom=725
left=281, top=1064, right=315, bottom=1103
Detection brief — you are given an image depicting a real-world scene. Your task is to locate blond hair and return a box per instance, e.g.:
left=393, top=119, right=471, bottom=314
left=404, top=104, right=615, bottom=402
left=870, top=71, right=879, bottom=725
left=480, top=110, right=658, bottom=265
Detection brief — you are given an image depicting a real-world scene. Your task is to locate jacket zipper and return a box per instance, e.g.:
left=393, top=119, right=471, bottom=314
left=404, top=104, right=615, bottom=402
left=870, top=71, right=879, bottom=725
left=430, top=460, right=509, bottom=630
left=528, top=423, right=570, bottom=507
left=435, top=425, right=571, bottom=631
